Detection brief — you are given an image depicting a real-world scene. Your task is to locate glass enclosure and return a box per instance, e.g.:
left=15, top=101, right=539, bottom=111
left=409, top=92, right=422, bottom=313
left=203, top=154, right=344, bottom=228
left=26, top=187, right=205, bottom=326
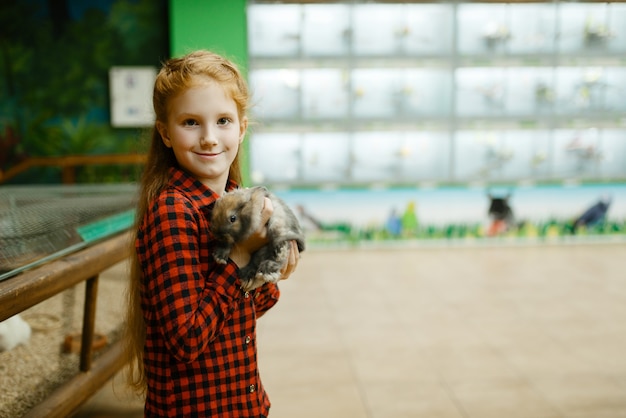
left=247, top=1, right=626, bottom=187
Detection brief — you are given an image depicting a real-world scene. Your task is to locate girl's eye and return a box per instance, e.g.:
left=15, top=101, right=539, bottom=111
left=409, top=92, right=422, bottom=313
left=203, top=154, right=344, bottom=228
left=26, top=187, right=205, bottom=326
left=217, top=117, right=231, bottom=126
left=182, top=119, right=198, bottom=126
left=229, top=215, right=237, bottom=223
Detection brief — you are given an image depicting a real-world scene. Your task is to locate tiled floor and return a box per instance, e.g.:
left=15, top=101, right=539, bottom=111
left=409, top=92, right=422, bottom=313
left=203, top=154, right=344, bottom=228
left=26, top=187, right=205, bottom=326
left=74, top=242, right=626, bottom=418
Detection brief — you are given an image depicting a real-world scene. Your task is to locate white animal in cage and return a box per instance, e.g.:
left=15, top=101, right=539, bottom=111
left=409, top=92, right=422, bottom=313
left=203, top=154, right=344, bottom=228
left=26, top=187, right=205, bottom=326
left=0, top=314, right=31, bottom=352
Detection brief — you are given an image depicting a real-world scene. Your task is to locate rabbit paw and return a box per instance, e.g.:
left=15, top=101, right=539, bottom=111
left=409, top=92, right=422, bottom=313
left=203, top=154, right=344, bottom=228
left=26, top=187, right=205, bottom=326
left=241, top=276, right=266, bottom=292
left=255, top=260, right=283, bottom=284
left=213, top=247, right=230, bottom=264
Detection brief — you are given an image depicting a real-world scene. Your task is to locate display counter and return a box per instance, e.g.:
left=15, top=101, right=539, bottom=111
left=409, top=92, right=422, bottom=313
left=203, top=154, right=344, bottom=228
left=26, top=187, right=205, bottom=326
left=0, top=184, right=137, bottom=417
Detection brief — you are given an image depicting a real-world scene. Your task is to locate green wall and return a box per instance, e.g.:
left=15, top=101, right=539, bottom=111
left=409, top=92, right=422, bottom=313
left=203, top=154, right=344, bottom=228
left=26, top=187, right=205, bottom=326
left=169, top=0, right=250, bottom=185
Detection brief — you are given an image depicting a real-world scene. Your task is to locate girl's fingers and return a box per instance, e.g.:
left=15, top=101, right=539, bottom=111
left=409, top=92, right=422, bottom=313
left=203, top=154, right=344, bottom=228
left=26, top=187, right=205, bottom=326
left=280, top=241, right=299, bottom=280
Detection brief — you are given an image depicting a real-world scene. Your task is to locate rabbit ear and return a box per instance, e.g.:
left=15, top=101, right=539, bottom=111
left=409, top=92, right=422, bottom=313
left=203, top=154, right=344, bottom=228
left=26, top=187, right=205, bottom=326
left=250, top=186, right=268, bottom=201
left=240, top=189, right=265, bottom=231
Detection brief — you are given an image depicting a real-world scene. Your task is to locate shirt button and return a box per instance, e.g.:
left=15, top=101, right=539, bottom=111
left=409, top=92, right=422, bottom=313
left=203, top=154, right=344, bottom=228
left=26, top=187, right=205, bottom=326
left=245, top=336, right=251, bottom=344
left=249, top=384, right=256, bottom=393
left=244, top=291, right=250, bottom=299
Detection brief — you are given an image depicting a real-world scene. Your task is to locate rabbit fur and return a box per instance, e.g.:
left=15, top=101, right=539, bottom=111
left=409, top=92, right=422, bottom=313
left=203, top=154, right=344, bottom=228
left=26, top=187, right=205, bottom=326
left=0, top=314, right=31, bottom=352
left=210, top=186, right=305, bottom=291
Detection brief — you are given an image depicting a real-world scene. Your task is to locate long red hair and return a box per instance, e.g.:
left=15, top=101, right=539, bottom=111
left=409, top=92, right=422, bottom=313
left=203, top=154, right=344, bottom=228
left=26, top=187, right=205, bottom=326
left=124, top=50, right=250, bottom=394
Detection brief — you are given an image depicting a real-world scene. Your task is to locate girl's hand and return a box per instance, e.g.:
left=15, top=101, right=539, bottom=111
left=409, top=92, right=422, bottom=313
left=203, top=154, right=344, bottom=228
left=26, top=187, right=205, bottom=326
left=279, top=240, right=300, bottom=280
left=230, top=197, right=273, bottom=267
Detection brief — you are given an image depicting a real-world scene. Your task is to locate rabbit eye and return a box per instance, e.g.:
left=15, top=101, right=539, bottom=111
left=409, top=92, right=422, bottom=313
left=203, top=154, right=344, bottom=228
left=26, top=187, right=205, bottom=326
left=229, top=215, right=237, bottom=223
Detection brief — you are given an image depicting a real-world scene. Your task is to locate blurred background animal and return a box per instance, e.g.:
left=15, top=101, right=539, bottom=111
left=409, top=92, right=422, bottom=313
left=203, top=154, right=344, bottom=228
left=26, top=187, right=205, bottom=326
left=573, top=195, right=612, bottom=233
left=487, top=192, right=515, bottom=236
left=0, top=314, right=31, bottom=352
left=210, top=187, right=305, bottom=290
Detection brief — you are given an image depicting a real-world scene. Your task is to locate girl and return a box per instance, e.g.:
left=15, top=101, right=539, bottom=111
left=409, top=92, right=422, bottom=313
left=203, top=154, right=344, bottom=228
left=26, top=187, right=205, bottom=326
left=125, top=50, right=299, bottom=417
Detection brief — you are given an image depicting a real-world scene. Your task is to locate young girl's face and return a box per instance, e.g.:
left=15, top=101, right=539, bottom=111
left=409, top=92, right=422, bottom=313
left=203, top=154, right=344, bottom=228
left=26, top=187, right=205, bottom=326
left=157, top=79, right=247, bottom=193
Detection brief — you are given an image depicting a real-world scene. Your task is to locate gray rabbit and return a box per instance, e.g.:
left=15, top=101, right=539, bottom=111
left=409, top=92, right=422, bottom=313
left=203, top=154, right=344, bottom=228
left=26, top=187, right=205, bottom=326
left=210, top=186, right=305, bottom=291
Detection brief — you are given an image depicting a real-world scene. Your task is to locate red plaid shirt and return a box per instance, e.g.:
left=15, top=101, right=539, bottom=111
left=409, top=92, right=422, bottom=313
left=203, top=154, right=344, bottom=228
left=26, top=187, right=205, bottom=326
left=136, top=167, right=280, bottom=417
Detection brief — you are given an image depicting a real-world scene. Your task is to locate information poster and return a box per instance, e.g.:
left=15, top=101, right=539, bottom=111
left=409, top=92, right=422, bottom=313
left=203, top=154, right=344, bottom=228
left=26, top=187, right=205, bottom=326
left=109, top=66, right=156, bottom=127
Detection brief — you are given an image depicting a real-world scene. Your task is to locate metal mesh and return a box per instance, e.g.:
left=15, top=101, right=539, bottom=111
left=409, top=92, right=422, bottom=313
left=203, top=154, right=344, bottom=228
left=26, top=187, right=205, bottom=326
left=0, top=184, right=138, bottom=274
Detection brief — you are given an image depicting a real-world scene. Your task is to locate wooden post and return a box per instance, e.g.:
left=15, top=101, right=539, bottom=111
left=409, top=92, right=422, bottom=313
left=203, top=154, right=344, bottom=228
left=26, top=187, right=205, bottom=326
left=62, top=165, right=75, bottom=184
left=80, top=275, right=99, bottom=372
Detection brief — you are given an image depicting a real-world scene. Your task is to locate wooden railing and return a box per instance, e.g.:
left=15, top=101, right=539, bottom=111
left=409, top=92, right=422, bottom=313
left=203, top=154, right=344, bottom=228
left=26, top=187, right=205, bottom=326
left=0, top=154, right=147, bottom=184
left=0, top=231, right=133, bottom=418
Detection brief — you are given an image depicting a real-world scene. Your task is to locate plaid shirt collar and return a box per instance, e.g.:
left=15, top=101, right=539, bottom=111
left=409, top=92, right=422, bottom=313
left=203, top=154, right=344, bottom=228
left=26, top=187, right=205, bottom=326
left=167, top=167, right=239, bottom=209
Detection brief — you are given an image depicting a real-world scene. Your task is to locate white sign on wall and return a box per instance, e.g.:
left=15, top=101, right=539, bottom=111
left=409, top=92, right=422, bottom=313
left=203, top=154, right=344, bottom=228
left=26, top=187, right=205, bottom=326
left=109, top=66, right=156, bottom=127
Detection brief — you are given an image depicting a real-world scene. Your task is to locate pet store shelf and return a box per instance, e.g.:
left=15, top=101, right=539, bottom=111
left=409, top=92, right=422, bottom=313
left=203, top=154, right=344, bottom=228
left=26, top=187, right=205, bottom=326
left=246, top=1, right=626, bottom=188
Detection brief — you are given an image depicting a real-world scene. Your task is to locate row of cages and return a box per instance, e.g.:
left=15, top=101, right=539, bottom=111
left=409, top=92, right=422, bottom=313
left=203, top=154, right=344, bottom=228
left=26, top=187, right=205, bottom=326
left=247, top=2, right=626, bottom=58
left=249, top=128, right=626, bottom=186
left=249, top=66, right=626, bottom=121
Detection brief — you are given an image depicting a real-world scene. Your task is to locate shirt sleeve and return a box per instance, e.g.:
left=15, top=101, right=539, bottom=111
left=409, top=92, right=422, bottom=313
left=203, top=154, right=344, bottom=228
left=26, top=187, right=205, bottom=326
left=253, top=282, right=280, bottom=318
left=139, top=193, right=240, bottom=363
